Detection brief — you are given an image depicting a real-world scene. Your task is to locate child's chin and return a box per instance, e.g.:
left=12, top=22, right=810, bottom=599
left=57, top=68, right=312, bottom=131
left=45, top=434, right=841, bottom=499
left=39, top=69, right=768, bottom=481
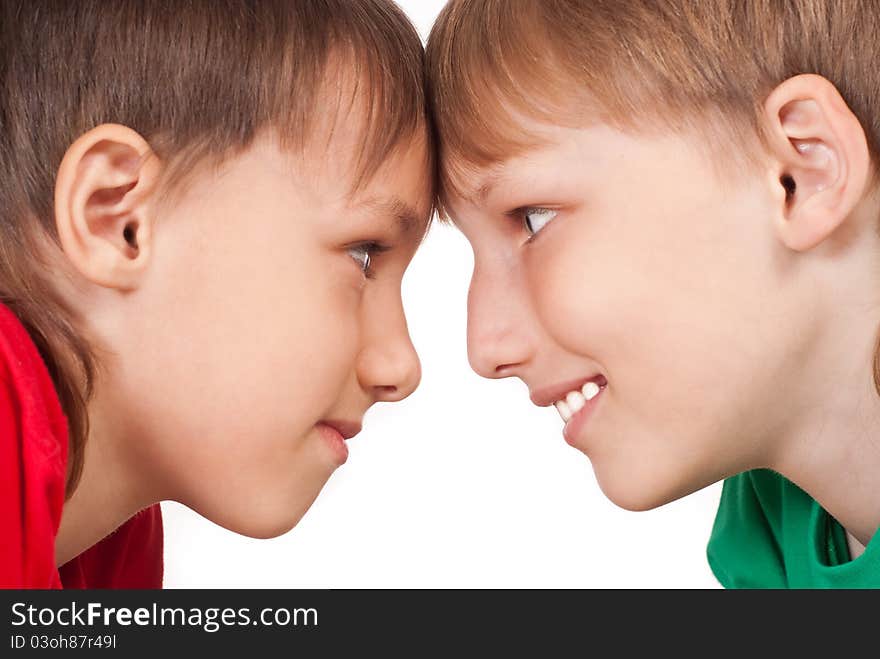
left=205, top=487, right=324, bottom=540
left=225, top=505, right=313, bottom=540
left=594, top=466, right=690, bottom=513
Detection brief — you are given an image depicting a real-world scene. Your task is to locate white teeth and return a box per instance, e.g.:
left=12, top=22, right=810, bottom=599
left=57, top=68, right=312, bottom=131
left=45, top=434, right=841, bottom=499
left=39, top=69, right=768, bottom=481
left=552, top=380, right=605, bottom=424
left=555, top=400, right=572, bottom=422
left=565, top=390, right=586, bottom=414
left=582, top=381, right=600, bottom=400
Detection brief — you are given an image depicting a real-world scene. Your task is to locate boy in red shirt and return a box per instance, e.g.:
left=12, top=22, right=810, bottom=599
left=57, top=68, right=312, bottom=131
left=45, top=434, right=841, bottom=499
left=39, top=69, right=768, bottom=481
left=1, top=0, right=432, bottom=588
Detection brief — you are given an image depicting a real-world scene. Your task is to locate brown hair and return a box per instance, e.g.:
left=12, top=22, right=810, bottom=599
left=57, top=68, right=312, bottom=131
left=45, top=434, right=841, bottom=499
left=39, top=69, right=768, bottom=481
left=426, top=0, right=880, bottom=204
left=0, top=0, right=430, bottom=497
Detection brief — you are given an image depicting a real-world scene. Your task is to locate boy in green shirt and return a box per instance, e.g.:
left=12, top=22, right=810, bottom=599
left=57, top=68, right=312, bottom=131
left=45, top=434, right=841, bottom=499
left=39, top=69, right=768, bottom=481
left=425, top=0, right=880, bottom=587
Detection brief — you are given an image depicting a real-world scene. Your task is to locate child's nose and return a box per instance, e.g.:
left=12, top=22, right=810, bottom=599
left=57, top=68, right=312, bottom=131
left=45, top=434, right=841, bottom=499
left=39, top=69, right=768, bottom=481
left=466, top=267, right=534, bottom=379
left=357, top=339, right=422, bottom=402
left=357, top=293, right=422, bottom=402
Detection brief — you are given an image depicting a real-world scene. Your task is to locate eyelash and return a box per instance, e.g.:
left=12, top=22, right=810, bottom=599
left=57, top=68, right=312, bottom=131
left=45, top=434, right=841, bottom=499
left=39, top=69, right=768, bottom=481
left=506, top=206, right=559, bottom=242
left=348, top=241, right=391, bottom=279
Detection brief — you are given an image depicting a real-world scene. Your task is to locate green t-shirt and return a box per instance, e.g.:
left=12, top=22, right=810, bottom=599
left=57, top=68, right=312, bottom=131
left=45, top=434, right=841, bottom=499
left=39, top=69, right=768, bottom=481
left=707, top=469, right=880, bottom=588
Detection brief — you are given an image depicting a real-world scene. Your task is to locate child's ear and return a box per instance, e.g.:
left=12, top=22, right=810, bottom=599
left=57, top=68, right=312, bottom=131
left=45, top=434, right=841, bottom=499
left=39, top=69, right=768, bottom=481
left=54, top=124, right=161, bottom=290
left=763, top=74, right=871, bottom=252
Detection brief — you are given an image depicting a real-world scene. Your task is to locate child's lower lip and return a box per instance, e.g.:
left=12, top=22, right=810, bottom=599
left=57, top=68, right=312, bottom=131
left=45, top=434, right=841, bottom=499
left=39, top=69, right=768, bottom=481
left=316, top=423, right=349, bottom=465
left=562, top=386, right=605, bottom=448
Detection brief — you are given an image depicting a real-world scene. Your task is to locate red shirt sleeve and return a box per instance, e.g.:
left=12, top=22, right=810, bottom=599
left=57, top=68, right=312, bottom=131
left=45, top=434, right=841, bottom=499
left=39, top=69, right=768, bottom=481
left=0, top=304, right=68, bottom=588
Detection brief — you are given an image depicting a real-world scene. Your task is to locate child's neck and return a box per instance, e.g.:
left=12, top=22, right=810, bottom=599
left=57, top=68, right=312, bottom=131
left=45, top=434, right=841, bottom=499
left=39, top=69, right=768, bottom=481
left=770, top=312, right=880, bottom=549
left=54, top=385, right=157, bottom=567
left=847, top=531, right=866, bottom=560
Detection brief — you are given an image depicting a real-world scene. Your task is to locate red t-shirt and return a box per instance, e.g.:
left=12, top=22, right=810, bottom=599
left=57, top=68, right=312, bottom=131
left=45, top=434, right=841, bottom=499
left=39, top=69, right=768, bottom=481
left=0, top=302, right=163, bottom=588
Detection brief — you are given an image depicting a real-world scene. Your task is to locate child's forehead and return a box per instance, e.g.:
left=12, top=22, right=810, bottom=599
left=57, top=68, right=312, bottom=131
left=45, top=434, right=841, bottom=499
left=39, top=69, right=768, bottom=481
left=438, top=114, right=766, bottom=219
left=350, top=134, right=434, bottom=223
left=306, top=123, right=432, bottom=207
left=439, top=118, right=598, bottom=209
left=296, top=129, right=434, bottom=243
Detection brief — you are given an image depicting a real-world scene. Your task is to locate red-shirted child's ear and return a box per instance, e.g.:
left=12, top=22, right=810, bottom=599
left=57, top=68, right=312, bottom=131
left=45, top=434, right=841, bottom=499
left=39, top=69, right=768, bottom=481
left=763, top=74, right=871, bottom=252
left=54, top=124, right=161, bottom=290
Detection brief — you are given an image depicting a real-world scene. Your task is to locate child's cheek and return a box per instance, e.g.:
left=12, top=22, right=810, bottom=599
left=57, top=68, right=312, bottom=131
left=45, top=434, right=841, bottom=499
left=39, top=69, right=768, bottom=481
left=524, top=218, right=631, bottom=359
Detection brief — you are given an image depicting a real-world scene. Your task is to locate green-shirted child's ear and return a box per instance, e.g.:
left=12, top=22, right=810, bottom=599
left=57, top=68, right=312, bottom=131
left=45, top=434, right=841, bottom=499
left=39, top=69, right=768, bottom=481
left=54, top=124, right=161, bottom=291
left=763, top=74, right=871, bottom=252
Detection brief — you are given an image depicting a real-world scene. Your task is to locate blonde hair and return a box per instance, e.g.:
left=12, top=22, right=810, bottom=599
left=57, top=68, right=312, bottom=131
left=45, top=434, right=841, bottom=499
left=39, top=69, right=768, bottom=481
left=426, top=0, right=880, bottom=204
left=0, top=0, right=430, bottom=497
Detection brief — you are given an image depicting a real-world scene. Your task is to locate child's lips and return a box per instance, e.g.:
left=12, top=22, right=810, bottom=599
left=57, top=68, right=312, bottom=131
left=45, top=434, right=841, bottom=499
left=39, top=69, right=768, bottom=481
left=316, top=419, right=362, bottom=465
left=529, top=373, right=607, bottom=408
left=321, top=419, right=362, bottom=440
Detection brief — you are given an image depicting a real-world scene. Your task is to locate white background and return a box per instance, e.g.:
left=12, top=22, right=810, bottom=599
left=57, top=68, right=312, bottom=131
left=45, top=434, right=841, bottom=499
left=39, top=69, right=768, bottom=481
left=161, top=0, right=723, bottom=588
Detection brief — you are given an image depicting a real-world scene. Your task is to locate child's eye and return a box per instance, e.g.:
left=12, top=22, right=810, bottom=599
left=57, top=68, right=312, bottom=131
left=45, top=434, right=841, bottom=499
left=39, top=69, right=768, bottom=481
left=346, top=242, right=389, bottom=279
left=521, top=207, right=558, bottom=237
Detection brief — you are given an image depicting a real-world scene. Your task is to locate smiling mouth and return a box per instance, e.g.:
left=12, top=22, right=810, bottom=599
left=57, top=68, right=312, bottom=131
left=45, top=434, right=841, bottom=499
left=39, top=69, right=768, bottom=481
left=554, top=376, right=607, bottom=423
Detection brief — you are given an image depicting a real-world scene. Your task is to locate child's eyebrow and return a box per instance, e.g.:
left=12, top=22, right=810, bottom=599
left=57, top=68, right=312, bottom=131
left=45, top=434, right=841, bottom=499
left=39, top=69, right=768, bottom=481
left=360, top=196, right=428, bottom=240
left=474, top=175, right=504, bottom=205
left=465, top=167, right=510, bottom=207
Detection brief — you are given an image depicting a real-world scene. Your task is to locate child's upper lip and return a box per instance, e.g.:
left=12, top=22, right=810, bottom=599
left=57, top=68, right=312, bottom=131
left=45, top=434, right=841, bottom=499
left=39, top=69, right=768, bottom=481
left=321, top=419, right=362, bottom=440
left=530, top=374, right=607, bottom=407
